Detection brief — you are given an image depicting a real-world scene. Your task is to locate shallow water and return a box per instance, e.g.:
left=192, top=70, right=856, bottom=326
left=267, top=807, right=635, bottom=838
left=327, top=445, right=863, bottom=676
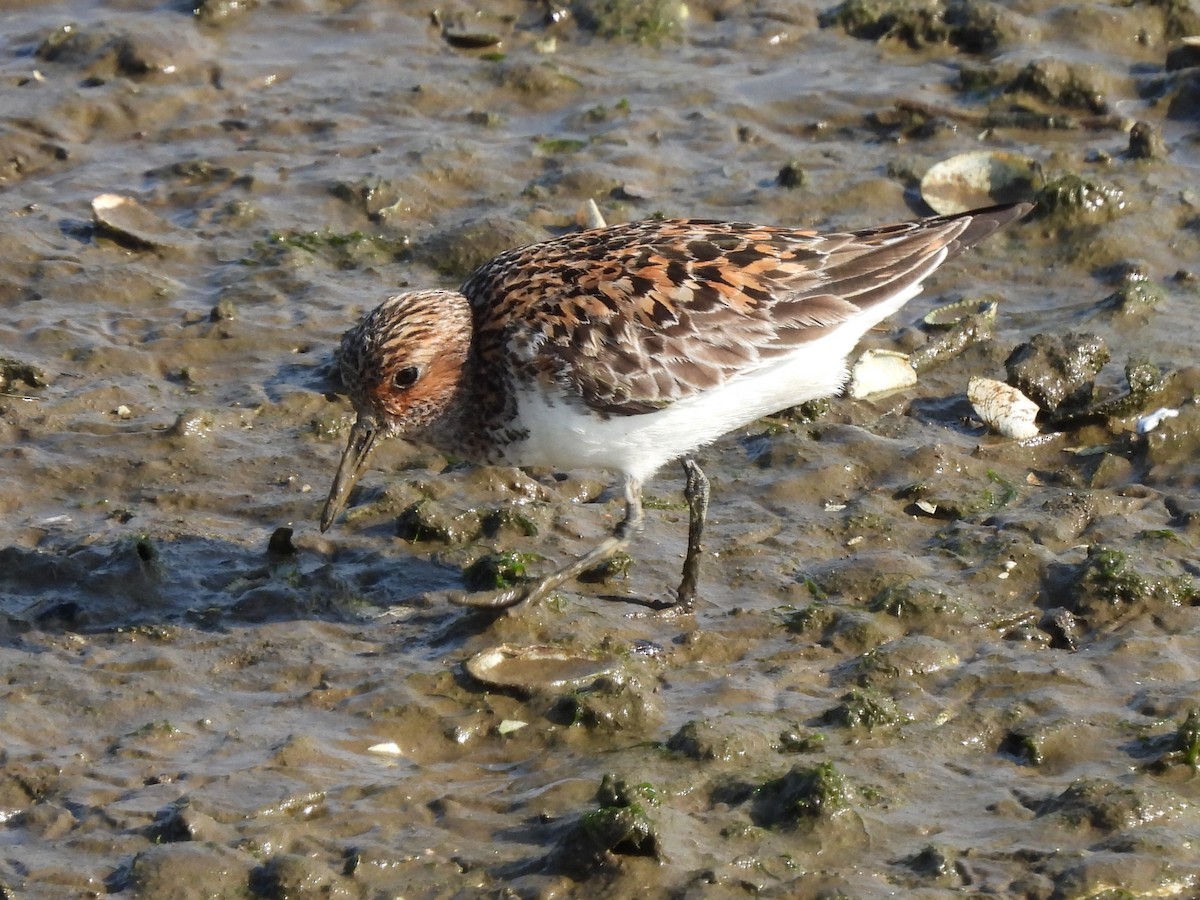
left=2, top=1, right=1200, bottom=897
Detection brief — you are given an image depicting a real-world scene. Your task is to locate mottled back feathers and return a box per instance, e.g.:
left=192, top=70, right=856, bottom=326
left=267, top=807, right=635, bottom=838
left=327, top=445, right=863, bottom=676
left=457, top=204, right=1028, bottom=416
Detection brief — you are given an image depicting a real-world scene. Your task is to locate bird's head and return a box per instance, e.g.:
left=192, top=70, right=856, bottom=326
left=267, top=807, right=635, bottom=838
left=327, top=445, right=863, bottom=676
left=320, top=290, right=472, bottom=532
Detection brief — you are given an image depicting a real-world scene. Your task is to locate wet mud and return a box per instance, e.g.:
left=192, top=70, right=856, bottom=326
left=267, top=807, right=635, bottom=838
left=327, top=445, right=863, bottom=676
left=2, top=1, right=1200, bottom=897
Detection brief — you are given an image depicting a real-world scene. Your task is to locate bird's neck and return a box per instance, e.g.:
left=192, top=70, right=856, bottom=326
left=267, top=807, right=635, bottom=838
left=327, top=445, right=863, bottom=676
left=411, top=320, right=518, bottom=464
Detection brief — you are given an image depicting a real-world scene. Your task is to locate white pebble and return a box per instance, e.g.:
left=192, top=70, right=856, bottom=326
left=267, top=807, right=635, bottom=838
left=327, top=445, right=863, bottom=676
left=367, top=741, right=403, bottom=756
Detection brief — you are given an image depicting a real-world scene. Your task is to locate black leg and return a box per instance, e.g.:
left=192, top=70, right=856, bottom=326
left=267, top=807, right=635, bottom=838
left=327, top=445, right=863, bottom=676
left=677, top=456, right=709, bottom=608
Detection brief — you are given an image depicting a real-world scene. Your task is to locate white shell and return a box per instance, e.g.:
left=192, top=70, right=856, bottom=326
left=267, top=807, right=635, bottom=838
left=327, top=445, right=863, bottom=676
left=968, top=377, right=1040, bottom=439
left=92, top=193, right=196, bottom=251
left=848, top=349, right=917, bottom=399
left=920, top=151, right=1043, bottom=216
left=464, top=643, right=618, bottom=692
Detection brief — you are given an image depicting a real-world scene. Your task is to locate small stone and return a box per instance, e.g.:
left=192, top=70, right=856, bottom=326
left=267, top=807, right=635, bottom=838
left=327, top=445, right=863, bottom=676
left=210, top=297, right=236, bottom=321
left=1004, top=332, right=1109, bottom=414
left=776, top=161, right=806, bottom=189
left=267, top=526, right=295, bottom=555
left=1128, top=121, right=1168, bottom=160
left=1166, top=39, right=1200, bottom=72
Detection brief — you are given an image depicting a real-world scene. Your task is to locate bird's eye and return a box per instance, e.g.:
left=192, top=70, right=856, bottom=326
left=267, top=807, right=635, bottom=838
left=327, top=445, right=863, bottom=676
left=392, top=366, right=421, bottom=390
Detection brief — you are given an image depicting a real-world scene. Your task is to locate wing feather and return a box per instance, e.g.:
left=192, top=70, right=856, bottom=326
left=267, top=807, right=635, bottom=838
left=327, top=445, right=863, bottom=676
left=461, top=204, right=1029, bottom=416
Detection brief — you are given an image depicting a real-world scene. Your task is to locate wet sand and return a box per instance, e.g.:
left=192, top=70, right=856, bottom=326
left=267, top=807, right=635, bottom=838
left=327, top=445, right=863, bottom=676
left=2, top=1, right=1200, bottom=897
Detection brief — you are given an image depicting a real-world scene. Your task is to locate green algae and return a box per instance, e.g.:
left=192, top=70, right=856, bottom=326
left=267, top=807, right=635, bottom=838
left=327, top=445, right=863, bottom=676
left=750, top=762, right=851, bottom=828
left=819, top=689, right=909, bottom=731
left=547, top=774, right=661, bottom=876
left=1066, top=545, right=1197, bottom=627
left=573, top=0, right=685, bottom=44
left=245, top=229, right=407, bottom=269
left=462, top=551, right=538, bottom=591
left=1033, top=174, right=1127, bottom=225
left=820, top=0, right=1020, bottom=53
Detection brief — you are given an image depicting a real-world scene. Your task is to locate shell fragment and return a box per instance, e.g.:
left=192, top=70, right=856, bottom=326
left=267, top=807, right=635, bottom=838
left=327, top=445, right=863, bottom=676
left=848, top=349, right=917, bottom=399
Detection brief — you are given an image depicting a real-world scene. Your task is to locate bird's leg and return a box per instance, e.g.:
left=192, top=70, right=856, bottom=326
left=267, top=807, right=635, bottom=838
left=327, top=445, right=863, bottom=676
left=449, top=476, right=644, bottom=609
left=676, top=456, right=709, bottom=609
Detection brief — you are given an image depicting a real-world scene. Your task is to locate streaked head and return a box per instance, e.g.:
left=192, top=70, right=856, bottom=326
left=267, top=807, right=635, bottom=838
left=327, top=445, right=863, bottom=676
left=321, top=290, right=472, bottom=531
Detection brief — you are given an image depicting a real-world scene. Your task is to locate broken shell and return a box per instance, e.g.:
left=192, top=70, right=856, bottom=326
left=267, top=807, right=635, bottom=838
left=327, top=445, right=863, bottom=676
left=910, top=299, right=996, bottom=372
left=442, top=30, right=503, bottom=49
left=579, top=198, right=607, bottom=230
left=92, top=193, right=196, bottom=251
left=848, top=349, right=917, bottom=399
left=968, top=376, right=1040, bottom=440
left=1136, top=407, right=1179, bottom=435
left=923, top=297, right=998, bottom=329
left=920, top=151, right=1043, bottom=216
left=367, top=741, right=403, bottom=756
left=464, top=643, right=619, bottom=692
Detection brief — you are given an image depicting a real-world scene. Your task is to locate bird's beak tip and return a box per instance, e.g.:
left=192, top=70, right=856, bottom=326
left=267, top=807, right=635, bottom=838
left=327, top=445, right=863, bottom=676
left=319, top=417, right=381, bottom=533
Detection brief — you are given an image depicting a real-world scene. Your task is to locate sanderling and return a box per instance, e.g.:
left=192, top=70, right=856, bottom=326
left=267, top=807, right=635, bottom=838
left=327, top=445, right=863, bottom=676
left=321, top=202, right=1032, bottom=610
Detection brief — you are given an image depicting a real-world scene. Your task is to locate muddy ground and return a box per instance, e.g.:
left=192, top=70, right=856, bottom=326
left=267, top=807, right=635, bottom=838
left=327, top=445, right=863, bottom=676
left=1, top=0, right=1199, bottom=897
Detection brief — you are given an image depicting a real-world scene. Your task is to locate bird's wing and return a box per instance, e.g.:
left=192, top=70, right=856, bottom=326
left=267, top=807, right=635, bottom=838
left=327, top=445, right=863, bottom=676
left=464, top=204, right=1028, bottom=416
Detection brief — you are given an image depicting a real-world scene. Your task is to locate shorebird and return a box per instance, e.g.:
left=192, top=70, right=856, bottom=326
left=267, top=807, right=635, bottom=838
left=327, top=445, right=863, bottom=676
left=320, top=202, right=1032, bottom=610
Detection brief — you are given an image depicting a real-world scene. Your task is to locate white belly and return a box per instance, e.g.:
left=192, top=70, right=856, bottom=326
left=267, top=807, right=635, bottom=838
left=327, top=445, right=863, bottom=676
left=499, top=287, right=919, bottom=481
